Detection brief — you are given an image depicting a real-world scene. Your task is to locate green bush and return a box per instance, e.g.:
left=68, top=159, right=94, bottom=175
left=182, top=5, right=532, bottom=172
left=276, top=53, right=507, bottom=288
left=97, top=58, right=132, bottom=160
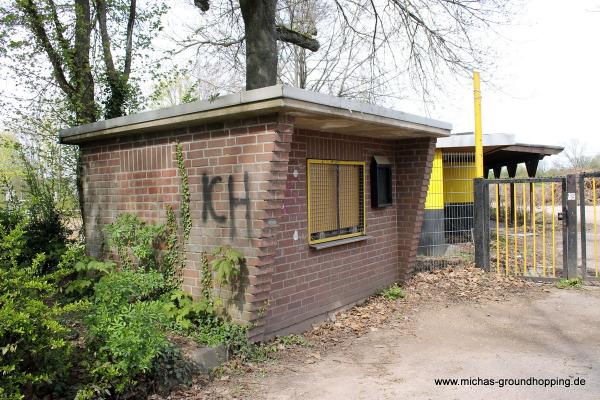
left=0, top=202, right=252, bottom=397
left=192, top=319, right=250, bottom=353
left=0, top=218, right=27, bottom=269
left=211, top=245, right=244, bottom=285
left=52, top=244, right=116, bottom=301
left=164, top=290, right=216, bottom=331
left=0, top=159, right=72, bottom=274
left=105, top=213, right=165, bottom=271
left=145, top=345, right=195, bottom=396
left=93, top=271, right=166, bottom=308
left=0, top=224, right=86, bottom=399
left=164, top=290, right=251, bottom=356
left=83, top=301, right=171, bottom=396
left=23, top=201, right=72, bottom=273
left=78, top=271, right=172, bottom=397
left=556, top=278, right=582, bottom=289
left=0, top=206, right=70, bottom=274
left=379, top=283, right=406, bottom=300
left=105, top=211, right=186, bottom=291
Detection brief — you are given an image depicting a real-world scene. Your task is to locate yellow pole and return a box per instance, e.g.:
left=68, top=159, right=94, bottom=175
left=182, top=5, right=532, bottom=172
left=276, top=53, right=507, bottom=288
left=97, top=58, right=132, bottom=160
left=542, top=183, right=546, bottom=277
left=496, top=185, right=500, bottom=274
left=532, top=183, right=536, bottom=274
left=552, top=182, right=556, bottom=277
left=523, top=183, right=527, bottom=275
left=473, top=71, right=484, bottom=178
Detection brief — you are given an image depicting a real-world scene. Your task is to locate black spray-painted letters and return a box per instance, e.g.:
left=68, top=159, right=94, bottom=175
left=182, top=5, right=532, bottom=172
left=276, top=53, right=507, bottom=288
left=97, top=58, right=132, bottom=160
left=201, top=172, right=251, bottom=238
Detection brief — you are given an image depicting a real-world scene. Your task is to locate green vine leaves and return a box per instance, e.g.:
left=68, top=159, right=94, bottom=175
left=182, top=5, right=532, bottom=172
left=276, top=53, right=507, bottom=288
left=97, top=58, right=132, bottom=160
left=175, top=142, right=191, bottom=242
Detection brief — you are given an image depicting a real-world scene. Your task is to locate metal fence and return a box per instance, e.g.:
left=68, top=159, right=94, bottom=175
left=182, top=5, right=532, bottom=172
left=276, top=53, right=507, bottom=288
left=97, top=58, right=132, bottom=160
left=417, top=151, right=476, bottom=269
left=473, top=174, right=600, bottom=282
left=579, top=172, right=600, bottom=280
left=484, top=178, right=566, bottom=278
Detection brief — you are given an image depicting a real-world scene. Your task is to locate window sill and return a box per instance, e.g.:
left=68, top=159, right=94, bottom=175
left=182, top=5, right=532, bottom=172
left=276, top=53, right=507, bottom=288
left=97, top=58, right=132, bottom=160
left=309, top=235, right=370, bottom=250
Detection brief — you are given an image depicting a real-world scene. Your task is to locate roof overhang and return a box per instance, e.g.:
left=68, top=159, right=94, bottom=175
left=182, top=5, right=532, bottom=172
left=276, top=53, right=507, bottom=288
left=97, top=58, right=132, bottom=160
left=59, top=85, right=452, bottom=144
left=437, top=132, right=564, bottom=176
left=437, top=132, right=563, bottom=156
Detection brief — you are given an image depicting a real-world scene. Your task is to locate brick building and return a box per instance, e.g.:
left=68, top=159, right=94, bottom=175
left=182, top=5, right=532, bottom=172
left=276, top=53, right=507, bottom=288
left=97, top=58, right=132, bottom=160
left=59, top=85, right=451, bottom=340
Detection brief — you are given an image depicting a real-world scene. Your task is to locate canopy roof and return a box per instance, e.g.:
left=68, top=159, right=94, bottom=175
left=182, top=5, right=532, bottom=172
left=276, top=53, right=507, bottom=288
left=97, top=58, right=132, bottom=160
left=437, top=132, right=564, bottom=177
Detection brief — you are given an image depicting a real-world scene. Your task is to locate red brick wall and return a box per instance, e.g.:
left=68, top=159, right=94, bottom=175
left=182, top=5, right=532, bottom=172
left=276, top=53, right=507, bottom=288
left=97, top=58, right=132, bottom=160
left=79, top=113, right=293, bottom=330
left=79, top=112, right=435, bottom=341
left=264, top=130, right=435, bottom=338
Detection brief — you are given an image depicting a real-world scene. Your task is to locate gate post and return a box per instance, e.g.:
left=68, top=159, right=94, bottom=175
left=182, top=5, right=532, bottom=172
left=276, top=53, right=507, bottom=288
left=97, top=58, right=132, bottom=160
left=474, top=178, right=490, bottom=270
left=579, top=174, right=587, bottom=281
left=564, top=175, right=578, bottom=278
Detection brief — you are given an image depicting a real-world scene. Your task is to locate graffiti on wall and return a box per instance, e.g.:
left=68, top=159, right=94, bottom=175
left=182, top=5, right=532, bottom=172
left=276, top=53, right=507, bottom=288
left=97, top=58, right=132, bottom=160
left=201, top=171, right=251, bottom=239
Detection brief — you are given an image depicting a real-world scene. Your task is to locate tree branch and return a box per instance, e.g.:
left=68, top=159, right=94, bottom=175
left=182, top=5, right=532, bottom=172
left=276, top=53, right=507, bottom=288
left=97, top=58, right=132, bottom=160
left=19, top=0, right=74, bottom=96
left=172, top=36, right=245, bottom=55
left=47, top=0, right=73, bottom=71
left=194, top=0, right=210, bottom=12
left=276, top=25, right=319, bottom=52
left=123, top=0, right=136, bottom=78
left=94, top=0, right=118, bottom=84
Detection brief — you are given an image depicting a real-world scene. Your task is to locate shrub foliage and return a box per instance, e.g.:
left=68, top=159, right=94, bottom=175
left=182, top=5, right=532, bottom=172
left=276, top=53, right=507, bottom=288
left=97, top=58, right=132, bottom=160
left=1, top=204, right=250, bottom=399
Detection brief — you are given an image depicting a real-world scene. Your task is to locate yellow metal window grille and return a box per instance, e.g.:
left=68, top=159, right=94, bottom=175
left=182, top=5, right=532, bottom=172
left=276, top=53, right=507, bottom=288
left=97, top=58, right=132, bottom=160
left=307, top=159, right=366, bottom=244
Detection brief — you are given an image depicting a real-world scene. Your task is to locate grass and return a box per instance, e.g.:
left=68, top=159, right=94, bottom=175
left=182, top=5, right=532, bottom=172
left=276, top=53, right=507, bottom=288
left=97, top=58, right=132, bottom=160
left=556, top=278, right=583, bottom=289
left=379, top=283, right=406, bottom=300
left=275, top=334, right=310, bottom=348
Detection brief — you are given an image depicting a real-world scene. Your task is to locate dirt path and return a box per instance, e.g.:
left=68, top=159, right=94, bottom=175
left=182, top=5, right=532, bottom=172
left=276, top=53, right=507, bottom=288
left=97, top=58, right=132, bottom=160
left=258, top=287, right=600, bottom=400
left=166, top=269, right=600, bottom=400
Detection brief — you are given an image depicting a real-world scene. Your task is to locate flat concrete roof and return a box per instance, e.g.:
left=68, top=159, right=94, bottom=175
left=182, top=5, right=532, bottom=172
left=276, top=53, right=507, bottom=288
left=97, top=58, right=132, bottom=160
left=59, top=85, right=452, bottom=144
left=437, top=132, right=564, bottom=155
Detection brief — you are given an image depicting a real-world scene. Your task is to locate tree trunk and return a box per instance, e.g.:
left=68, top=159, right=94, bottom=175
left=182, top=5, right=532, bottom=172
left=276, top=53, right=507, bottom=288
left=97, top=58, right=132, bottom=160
left=73, top=0, right=95, bottom=237
left=74, top=0, right=96, bottom=124
left=239, top=0, right=278, bottom=90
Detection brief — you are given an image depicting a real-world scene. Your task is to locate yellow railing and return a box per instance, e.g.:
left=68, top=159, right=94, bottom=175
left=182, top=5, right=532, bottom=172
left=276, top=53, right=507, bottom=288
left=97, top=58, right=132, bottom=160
left=489, top=179, right=563, bottom=278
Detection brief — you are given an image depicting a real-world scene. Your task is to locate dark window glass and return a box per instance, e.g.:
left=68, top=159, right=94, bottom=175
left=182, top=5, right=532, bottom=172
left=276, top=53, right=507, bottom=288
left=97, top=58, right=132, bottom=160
left=371, top=156, right=393, bottom=207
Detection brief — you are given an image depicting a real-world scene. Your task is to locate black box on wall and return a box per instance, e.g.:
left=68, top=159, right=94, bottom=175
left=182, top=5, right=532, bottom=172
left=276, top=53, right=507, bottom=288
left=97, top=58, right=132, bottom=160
left=371, top=155, right=392, bottom=207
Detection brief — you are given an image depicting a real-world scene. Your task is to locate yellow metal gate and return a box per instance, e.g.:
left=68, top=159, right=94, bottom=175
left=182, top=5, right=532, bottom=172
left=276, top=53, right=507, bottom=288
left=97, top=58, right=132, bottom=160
left=579, top=172, right=600, bottom=282
left=474, top=176, right=575, bottom=280
left=487, top=178, right=566, bottom=278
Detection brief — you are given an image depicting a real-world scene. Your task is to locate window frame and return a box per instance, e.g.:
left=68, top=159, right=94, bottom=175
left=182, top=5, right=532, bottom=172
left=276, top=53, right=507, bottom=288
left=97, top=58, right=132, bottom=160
left=306, top=159, right=367, bottom=245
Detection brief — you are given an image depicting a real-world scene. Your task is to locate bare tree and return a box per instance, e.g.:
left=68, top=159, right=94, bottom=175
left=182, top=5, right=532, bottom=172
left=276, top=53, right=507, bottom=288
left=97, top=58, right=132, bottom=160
left=277, top=0, right=403, bottom=103
left=168, top=0, right=512, bottom=99
left=563, top=139, right=592, bottom=170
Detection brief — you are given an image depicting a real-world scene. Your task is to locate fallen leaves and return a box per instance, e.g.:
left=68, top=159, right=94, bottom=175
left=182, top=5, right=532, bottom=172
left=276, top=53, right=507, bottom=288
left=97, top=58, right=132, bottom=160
left=302, top=264, right=541, bottom=349
left=158, top=264, right=546, bottom=400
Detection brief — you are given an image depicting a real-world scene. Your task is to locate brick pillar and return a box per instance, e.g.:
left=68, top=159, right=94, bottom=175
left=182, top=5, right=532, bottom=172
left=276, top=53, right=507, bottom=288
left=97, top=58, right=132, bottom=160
left=395, top=138, right=437, bottom=281
left=246, top=113, right=294, bottom=341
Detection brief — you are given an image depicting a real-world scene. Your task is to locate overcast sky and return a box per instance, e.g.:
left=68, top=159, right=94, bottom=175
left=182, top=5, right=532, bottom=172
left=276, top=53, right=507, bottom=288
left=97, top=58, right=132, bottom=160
left=2, top=0, right=598, bottom=164
left=397, top=0, right=600, bottom=158
left=146, top=0, right=600, bottom=165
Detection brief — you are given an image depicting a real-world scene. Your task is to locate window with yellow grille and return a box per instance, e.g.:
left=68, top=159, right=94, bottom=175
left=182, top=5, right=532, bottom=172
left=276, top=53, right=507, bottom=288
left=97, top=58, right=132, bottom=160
left=307, top=159, right=366, bottom=244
